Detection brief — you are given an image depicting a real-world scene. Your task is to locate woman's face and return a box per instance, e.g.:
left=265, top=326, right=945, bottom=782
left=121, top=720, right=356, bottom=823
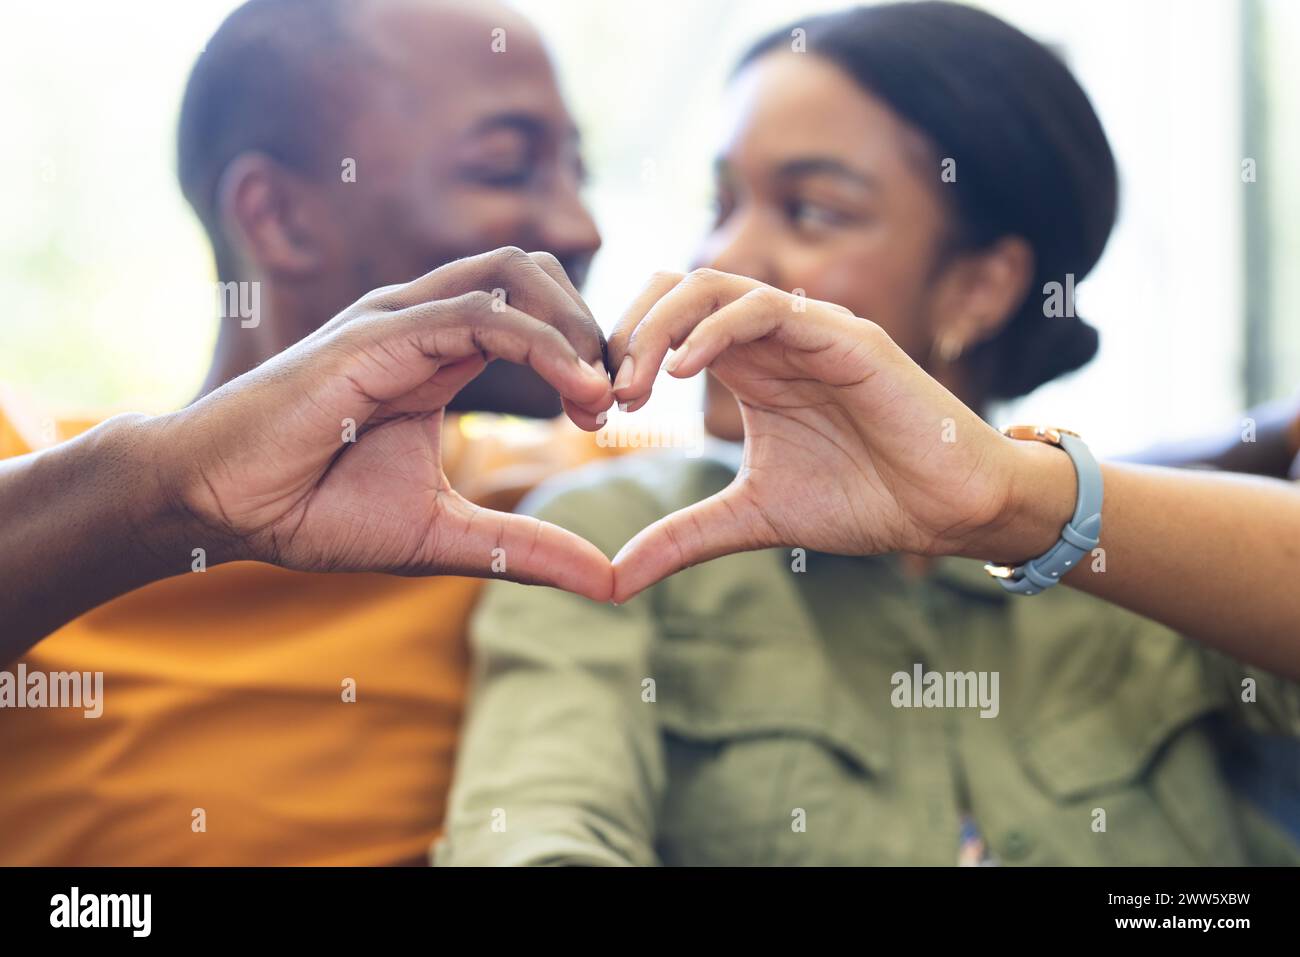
left=696, top=52, right=958, bottom=440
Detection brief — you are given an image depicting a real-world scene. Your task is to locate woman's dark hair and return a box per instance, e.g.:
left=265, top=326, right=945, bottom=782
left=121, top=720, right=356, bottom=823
left=738, top=1, right=1118, bottom=400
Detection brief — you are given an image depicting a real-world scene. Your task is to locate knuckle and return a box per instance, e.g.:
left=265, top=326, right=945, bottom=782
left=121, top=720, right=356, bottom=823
left=494, top=245, right=529, bottom=266
left=527, top=250, right=563, bottom=273
left=683, top=266, right=725, bottom=286
left=742, top=285, right=786, bottom=310
left=460, top=287, right=493, bottom=306
left=648, top=269, right=685, bottom=287
left=857, top=316, right=887, bottom=342
left=361, top=283, right=406, bottom=312
left=461, top=288, right=498, bottom=312
left=480, top=245, right=529, bottom=277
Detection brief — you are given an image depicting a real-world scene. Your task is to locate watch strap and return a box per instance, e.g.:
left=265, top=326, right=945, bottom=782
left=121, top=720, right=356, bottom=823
left=984, top=429, right=1103, bottom=596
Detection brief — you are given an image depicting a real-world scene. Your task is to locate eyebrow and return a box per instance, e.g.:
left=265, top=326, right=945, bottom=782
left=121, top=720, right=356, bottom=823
left=774, top=157, right=878, bottom=189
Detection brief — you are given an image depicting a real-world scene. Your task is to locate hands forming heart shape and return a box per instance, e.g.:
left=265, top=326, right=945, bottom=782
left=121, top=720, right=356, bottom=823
left=155, top=247, right=1033, bottom=605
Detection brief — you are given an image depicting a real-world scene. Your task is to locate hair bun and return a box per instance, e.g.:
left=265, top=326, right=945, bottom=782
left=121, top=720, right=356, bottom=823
left=981, top=308, right=1099, bottom=400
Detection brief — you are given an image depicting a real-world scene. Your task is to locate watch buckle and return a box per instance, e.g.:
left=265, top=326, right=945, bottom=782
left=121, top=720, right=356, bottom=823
left=999, top=424, right=1080, bottom=446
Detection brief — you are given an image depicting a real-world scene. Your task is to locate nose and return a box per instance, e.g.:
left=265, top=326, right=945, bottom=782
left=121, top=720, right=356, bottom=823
left=693, top=207, right=777, bottom=286
left=535, top=176, right=601, bottom=284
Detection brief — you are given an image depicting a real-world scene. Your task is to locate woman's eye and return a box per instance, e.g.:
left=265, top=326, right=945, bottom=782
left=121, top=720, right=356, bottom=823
left=788, top=200, right=849, bottom=231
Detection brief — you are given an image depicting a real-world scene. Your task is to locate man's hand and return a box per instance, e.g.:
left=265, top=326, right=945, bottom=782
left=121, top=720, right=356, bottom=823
left=154, top=247, right=616, bottom=600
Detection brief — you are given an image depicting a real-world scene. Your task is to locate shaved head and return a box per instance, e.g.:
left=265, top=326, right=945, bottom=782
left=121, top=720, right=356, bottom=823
left=177, top=0, right=550, bottom=279
left=180, top=0, right=601, bottom=417
left=179, top=0, right=364, bottom=278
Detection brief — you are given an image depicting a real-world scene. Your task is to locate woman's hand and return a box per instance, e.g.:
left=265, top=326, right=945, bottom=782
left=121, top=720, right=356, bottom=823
left=606, top=268, right=1059, bottom=602
left=156, top=247, right=616, bottom=600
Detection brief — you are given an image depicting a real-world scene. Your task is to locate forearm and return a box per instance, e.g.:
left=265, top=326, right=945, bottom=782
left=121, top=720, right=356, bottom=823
left=1072, top=464, right=1300, bottom=673
left=973, top=440, right=1300, bottom=677
left=0, top=413, right=197, bottom=661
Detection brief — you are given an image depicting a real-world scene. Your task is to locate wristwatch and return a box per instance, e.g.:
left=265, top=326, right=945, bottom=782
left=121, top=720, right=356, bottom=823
left=983, top=425, right=1103, bottom=596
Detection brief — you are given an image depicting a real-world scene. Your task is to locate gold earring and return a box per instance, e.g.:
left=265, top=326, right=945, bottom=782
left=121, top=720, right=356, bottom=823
left=933, top=334, right=965, bottom=364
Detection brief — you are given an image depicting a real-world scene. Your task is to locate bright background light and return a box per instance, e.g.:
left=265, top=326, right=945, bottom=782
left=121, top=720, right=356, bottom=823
left=1, top=0, right=1295, bottom=457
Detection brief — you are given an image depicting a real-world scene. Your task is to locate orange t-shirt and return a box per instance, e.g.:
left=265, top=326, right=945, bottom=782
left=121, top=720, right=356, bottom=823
left=0, top=394, right=609, bottom=865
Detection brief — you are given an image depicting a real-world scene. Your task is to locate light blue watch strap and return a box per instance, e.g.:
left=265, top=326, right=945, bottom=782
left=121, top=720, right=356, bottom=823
left=991, top=431, right=1103, bottom=596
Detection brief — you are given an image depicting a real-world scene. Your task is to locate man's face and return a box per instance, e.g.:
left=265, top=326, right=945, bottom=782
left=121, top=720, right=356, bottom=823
left=316, top=1, right=602, bottom=416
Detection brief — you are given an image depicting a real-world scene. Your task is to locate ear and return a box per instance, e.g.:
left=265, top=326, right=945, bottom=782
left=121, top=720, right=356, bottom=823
left=929, top=236, right=1035, bottom=354
left=214, top=153, right=331, bottom=279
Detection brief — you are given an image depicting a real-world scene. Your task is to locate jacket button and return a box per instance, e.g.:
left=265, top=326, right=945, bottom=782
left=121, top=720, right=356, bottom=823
left=1001, top=829, right=1035, bottom=860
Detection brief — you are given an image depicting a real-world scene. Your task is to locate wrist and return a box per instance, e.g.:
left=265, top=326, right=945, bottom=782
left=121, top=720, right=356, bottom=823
left=143, top=410, right=252, bottom=566
left=96, top=413, right=197, bottom=576
left=957, top=435, right=1077, bottom=565
left=18, top=413, right=209, bottom=608
left=109, top=412, right=245, bottom=574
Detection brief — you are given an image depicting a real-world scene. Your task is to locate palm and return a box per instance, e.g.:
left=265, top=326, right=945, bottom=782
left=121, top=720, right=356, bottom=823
left=178, top=351, right=475, bottom=572
left=161, top=247, right=623, bottom=600
left=259, top=413, right=460, bottom=574
left=608, top=269, right=1014, bottom=600
left=712, top=342, right=941, bottom=556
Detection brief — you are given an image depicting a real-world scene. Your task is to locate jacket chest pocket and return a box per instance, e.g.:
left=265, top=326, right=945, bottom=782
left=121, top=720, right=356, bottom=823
left=649, top=639, right=889, bottom=866
left=1009, top=640, right=1237, bottom=865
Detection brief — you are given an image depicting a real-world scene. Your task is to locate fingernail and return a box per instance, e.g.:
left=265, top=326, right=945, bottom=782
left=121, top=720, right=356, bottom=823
left=664, top=341, right=691, bottom=374
left=595, top=410, right=608, bottom=425
left=613, top=355, right=635, bottom=392
left=579, top=357, right=605, bottom=381
left=618, top=401, right=630, bottom=413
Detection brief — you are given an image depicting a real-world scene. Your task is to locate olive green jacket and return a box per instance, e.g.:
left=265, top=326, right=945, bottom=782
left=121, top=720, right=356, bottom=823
left=435, top=449, right=1300, bottom=866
